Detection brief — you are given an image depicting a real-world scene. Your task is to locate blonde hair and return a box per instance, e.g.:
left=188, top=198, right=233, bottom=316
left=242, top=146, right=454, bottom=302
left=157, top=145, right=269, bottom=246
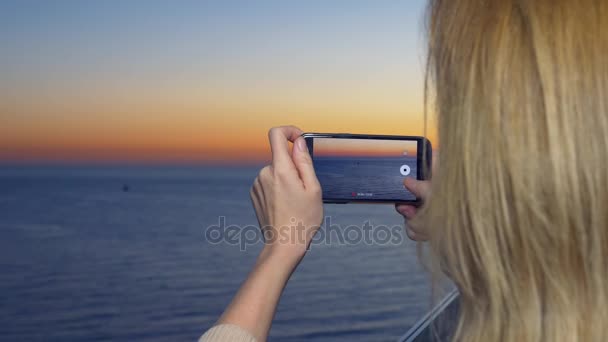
left=419, top=0, right=608, bottom=341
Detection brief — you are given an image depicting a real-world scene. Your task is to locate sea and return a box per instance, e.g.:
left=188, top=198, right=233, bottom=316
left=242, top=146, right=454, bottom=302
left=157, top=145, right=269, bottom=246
left=313, top=156, right=418, bottom=201
left=0, top=165, right=434, bottom=341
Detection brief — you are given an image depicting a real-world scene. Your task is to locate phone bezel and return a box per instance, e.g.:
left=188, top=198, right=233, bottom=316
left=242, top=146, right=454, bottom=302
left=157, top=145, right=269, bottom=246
left=301, top=132, right=432, bottom=204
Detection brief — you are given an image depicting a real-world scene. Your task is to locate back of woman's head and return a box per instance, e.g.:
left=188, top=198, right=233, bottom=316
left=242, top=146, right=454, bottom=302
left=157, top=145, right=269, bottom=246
left=419, top=0, right=608, bottom=340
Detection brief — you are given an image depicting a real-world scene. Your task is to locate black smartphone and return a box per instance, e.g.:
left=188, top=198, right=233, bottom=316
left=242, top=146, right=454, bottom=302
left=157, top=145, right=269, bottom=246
left=302, top=133, right=432, bottom=204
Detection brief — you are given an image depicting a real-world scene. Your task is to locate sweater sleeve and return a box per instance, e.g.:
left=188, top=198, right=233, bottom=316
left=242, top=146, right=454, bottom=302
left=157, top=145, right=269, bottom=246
left=199, top=324, right=258, bottom=342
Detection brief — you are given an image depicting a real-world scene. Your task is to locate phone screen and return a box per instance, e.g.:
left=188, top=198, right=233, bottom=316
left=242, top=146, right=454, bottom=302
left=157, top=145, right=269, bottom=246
left=309, top=136, right=420, bottom=202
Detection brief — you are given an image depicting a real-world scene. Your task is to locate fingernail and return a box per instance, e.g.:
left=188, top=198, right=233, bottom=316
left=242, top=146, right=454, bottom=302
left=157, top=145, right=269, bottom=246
left=296, top=138, right=308, bottom=152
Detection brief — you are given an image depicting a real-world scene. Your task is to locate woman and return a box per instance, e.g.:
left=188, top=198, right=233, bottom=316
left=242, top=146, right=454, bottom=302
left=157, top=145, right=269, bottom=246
left=201, top=0, right=608, bottom=341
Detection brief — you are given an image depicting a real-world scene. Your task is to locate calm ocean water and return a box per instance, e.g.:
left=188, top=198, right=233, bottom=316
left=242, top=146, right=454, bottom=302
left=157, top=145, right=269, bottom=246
left=314, top=156, right=418, bottom=201
left=0, top=165, right=432, bottom=341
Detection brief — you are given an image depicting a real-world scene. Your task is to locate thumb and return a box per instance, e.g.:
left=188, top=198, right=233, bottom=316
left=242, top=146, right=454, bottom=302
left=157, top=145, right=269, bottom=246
left=403, top=177, right=431, bottom=200
left=293, top=137, right=319, bottom=190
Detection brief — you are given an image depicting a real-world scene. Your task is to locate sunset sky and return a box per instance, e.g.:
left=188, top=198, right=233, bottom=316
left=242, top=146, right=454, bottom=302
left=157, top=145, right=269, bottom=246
left=313, top=138, right=417, bottom=158
left=0, top=0, right=433, bottom=164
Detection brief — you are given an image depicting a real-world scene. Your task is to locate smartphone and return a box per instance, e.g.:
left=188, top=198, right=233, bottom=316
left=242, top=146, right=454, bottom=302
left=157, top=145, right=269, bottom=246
left=302, top=133, right=432, bottom=204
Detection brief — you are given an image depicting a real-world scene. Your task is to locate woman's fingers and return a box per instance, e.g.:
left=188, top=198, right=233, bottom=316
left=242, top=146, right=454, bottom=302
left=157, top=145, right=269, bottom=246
left=268, top=126, right=303, bottom=169
left=292, top=137, right=320, bottom=191
left=395, top=204, right=427, bottom=240
left=405, top=227, right=419, bottom=241
left=268, top=126, right=320, bottom=191
left=396, top=179, right=431, bottom=242
left=395, top=204, right=417, bottom=219
left=403, top=177, right=431, bottom=200
left=405, top=226, right=428, bottom=241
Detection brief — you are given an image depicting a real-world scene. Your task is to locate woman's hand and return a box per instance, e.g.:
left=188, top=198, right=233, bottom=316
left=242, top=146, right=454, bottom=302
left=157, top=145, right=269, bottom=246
left=395, top=178, right=431, bottom=241
left=211, top=126, right=323, bottom=342
left=250, top=125, right=323, bottom=263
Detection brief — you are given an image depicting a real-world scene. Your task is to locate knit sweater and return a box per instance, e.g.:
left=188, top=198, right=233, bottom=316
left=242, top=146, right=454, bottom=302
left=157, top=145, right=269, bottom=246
left=199, top=324, right=257, bottom=342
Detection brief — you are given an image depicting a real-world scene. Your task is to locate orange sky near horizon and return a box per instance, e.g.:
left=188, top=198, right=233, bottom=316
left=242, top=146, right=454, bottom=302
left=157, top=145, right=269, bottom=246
left=0, top=1, right=434, bottom=165
left=0, top=90, right=435, bottom=163
left=313, top=137, right=418, bottom=158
